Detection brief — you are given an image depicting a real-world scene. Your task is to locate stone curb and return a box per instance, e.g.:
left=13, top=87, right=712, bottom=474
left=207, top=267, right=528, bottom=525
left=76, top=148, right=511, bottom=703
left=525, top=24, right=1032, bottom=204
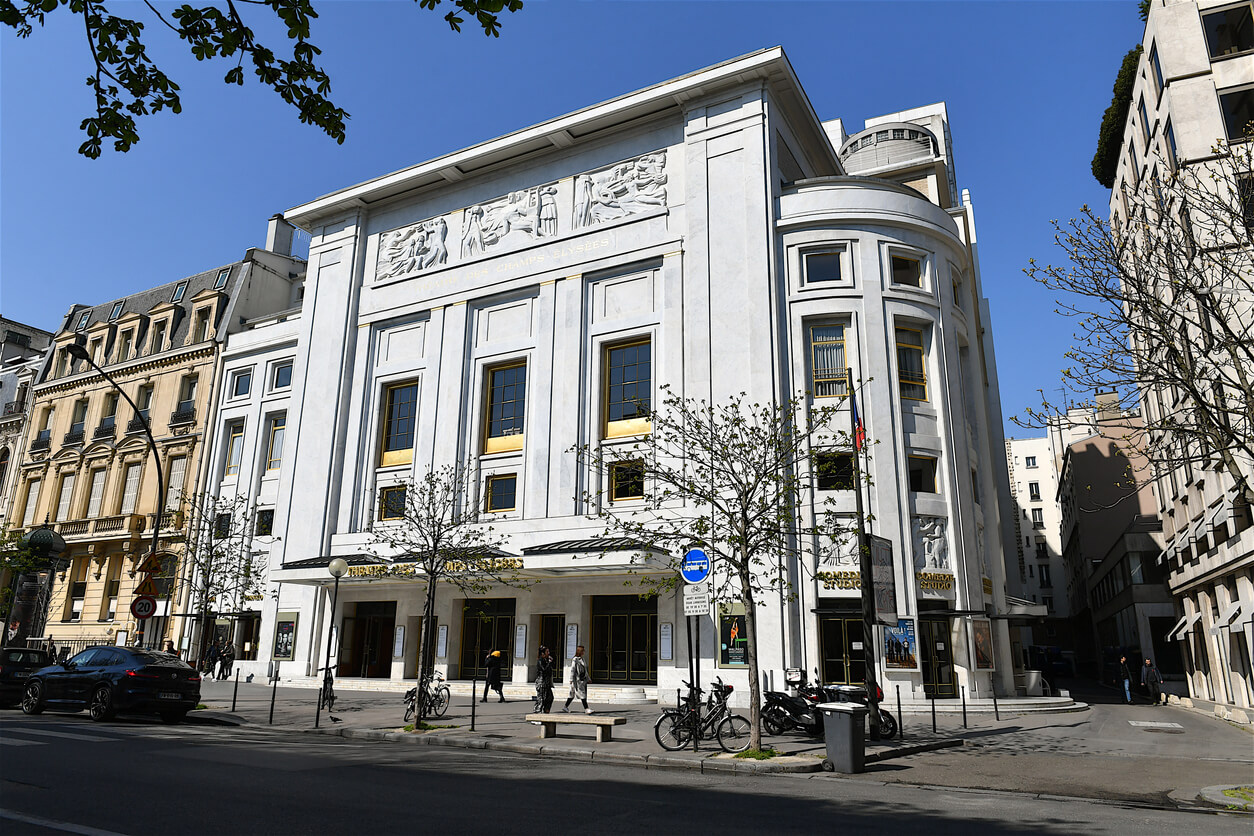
left=865, top=738, right=964, bottom=762
left=1196, top=785, right=1254, bottom=812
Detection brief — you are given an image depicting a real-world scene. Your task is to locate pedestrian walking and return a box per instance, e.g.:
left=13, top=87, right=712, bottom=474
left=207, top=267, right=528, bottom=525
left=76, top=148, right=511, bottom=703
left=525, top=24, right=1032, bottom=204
left=203, top=639, right=221, bottom=676
left=483, top=650, right=505, bottom=703
left=218, top=642, right=236, bottom=680
left=1141, top=658, right=1164, bottom=705
left=535, top=645, right=555, bottom=714
left=562, top=644, right=591, bottom=714
left=1119, top=655, right=1133, bottom=704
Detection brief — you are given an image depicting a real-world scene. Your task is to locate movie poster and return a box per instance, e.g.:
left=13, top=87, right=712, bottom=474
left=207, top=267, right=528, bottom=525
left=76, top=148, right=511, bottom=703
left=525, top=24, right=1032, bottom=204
left=972, top=618, right=995, bottom=670
left=883, top=618, right=918, bottom=670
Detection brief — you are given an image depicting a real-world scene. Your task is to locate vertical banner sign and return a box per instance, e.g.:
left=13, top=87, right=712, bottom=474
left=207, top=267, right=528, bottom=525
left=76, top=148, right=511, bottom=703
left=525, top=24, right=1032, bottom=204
left=869, top=534, right=897, bottom=625
left=972, top=618, right=995, bottom=670
left=659, top=623, right=673, bottom=661
left=565, top=623, right=578, bottom=660
left=514, top=624, right=527, bottom=660
left=436, top=625, right=448, bottom=658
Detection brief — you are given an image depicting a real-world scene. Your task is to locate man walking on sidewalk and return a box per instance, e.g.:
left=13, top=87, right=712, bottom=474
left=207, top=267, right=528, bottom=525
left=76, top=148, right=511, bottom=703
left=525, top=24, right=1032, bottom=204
left=1119, top=655, right=1133, bottom=704
left=563, top=645, right=591, bottom=714
left=1141, top=658, right=1164, bottom=705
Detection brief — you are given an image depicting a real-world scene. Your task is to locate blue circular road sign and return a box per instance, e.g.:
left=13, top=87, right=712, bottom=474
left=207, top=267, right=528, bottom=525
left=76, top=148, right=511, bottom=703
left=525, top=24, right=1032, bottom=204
left=680, top=548, right=711, bottom=584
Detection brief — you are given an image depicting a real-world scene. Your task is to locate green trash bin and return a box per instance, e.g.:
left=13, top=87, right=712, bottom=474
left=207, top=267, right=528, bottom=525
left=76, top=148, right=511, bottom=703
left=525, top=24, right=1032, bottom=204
left=818, top=702, right=868, bottom=773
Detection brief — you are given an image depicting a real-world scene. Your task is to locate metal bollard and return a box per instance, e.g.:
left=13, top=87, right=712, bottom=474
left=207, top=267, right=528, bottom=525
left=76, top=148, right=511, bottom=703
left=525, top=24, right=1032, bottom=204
left=961, top=685, right=967, bottom=729
left=931, top=691, right=937, bottom=734
left=232, top=670, right=240, bottom=713
left=896, top=685, right=903, bottom=740
left=992, top=688, right=1000, bottom=722
left=269, top=662, right=279, bottom=725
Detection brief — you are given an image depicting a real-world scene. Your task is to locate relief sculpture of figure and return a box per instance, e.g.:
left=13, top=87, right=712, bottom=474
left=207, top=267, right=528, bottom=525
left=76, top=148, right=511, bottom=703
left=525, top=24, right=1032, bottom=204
left=538, top=185, right=558, bottom=236
left=377, top=216, right=449, bottom=279
left=419, top=217, right=448, bottom=270
left=573, top=175, right=594, bottom=228
left=820, top=531, right=859, bottom=568
left=462, top=205, right=485, bottom=258
left=573, top=151, right=669, bottom=228
left=911, top=516, right=949, bottom=571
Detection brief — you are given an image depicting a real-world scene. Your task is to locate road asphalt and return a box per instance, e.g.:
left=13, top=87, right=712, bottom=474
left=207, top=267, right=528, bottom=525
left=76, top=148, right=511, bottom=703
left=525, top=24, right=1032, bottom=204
left=187, top=675, right=1254, bottom=812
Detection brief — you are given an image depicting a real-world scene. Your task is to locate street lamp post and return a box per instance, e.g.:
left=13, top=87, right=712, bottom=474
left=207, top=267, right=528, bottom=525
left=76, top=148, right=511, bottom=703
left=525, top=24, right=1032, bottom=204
left=316, top=557, right=348, bottom=728
left=66, top=341, right=164, bottom=648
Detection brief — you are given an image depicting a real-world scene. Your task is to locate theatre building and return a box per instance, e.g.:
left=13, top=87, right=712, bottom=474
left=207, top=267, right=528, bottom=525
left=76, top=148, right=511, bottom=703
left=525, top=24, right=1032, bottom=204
left=264, top=48, right=1020, bottom=703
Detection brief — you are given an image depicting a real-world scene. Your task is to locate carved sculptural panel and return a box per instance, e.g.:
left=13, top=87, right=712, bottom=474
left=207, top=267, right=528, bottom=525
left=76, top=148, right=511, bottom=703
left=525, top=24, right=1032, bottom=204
left=573, top=151, right=668, bottom=229
left=377, top=216, right=450, bottom=280
left=462, top=184, right=559, bottom=259
left=911, top=515, right=950, bottom=571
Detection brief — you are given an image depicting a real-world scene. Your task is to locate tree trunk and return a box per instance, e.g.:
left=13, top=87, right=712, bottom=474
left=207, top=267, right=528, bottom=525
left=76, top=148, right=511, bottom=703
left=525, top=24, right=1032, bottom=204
left=416, top=579, right=438, bottom=724
left=740, top=568, right=761, bottom=752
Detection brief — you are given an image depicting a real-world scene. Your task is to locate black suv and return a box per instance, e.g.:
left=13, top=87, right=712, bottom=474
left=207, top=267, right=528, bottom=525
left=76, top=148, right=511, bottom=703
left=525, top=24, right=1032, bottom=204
left=21, top=646, right=201, bottom=723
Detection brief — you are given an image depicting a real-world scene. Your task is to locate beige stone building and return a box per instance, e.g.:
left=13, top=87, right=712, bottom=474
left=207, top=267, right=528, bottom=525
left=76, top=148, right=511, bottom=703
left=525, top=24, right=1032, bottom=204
left=10, top=236, right=303, bottom=652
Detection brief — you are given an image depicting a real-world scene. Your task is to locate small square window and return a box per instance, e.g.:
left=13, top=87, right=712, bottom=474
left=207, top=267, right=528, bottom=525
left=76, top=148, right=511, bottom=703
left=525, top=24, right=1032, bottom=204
left=232, top=370, right=252, bottom=398
left=891, top=255, right=922, bottom=288
left=485, top=474, right=517, bottom=512
left=804, top=251, right=842, bottom=283
left=109, top=302, right=123, bottom=321
left=609, top=461, right=644, bottom=501
left=379, top=486, right=407, bottom=520
left=75, top=312, right=91, bottom=331
left=908, top=456, right=937, bottom=493
left=272, top=362, right=293, bottom=390
left=1025, top=456, right=1038, bottom=468
left=171, top=282, right=187, bottom=303
left=814, top=453, right=854, bottom=491
left=215, top=269, right=231, bottom=290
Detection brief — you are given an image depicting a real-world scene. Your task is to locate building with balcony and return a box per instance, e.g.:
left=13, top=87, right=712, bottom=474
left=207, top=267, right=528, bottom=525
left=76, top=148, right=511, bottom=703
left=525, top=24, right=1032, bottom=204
left=1108, top=0, right=1254, bottom=716
left=9, top=228, right=304, bottom=650
left=0, top=318, right=53, bottom=526
left=261, top=48, right=1021, bottom=704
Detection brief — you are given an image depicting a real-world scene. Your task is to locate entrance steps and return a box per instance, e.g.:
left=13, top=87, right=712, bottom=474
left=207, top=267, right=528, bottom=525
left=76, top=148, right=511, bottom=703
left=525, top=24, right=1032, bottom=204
left=273, top=675, right=657, bottom=704
left=887, top=694, right=1087, bottom=715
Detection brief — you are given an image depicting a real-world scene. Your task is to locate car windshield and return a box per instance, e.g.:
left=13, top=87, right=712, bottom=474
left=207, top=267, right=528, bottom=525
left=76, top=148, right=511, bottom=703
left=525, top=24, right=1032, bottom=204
left=3, top=649, right=51, bottom=664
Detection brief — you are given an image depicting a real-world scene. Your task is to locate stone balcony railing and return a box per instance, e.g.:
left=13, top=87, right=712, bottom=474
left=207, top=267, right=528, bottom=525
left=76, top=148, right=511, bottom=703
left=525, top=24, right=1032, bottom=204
left=148, top=510, right=184, bottom=532
left=57, top=520, right=90, bottom=537
left=93, top=514, right=144, bottom=535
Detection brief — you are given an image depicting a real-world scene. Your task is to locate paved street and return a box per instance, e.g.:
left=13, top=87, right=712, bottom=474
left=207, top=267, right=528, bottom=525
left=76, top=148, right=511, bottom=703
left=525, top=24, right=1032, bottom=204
left=1, top=709, right=1250, bottom=836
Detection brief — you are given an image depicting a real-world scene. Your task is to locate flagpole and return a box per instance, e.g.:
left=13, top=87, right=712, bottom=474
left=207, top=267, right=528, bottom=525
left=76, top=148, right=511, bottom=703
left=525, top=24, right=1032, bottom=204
left=849, top=373, right=881, bottom=739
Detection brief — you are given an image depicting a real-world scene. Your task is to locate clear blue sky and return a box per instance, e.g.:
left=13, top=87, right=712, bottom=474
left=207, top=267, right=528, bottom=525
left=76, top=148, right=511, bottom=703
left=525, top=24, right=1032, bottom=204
left=0, top=0, right=1144, bottom=437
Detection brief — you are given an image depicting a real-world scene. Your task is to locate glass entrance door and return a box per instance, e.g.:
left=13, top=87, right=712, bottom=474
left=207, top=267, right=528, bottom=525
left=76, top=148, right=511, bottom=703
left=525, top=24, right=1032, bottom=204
left=340, top=601, right=396, bottom=678
left=460, top=599, right=515, bottom=681
left=920, top=618, right=956, bottom=697
left=539, top=614, right=565, bottom=683
left=817, top=615, right=865, bottom=685
left=590, top=595, right=657, bottom=685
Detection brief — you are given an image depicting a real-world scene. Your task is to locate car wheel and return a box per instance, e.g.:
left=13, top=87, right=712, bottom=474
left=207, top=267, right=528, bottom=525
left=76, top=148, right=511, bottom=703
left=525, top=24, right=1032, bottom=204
left=160, top=711, right=187, bottom=725
left=21, top=681, right=44, bottom=715
left=89, top=685, right=117, bottom=722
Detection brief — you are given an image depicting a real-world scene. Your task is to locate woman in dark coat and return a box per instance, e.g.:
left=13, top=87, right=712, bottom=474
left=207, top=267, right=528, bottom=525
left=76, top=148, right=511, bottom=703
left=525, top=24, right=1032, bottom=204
left=535, top=645, right=556, bottom=714
left=483, top=650, right=504, bottom=702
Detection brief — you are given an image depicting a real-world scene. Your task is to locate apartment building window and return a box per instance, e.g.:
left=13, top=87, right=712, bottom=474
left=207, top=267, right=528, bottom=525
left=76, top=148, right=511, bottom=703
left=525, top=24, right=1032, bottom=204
left=232, top=369, right=251, bottom=397
left=804, top=250, right=842, bottom=283
left=485, top=474, right=517, bottom=512
left=484, top=362, right=526, bottom=453
left=166, top=456, right=187, bottom=509
left=224, top=422, right=245, bottom=476
left=1127, top=142, right=1139, bottom=187
left=53, top=348, right=69, bottom=378
left=1164, top=119, right=1178, bottom=170
left=1043, top=596, right=1054, bottom=613
left=272, top=362, right=293, bottom=390
left=119, top=463, right=141, bottom=515
left=266, top=416, right=286, bottom=471
left=102, top=557, right=122, bottom=620
left=117, top=329, right=133, bottom=363
left=1149, top=42, right=1164, bottom=100
left=0, top=448, right=7, bottom=498
left=908, top=456, right=938, bottom=493
left=605, top=340, right=652, bottom=437
left=54, top=472, right=75, bottom=521
left=971, top=468, right=980, bottom=504
left=609, top=460, right=645, bottom=501
left=215, top=268, right=231, bottom=290
left=809, top=325, right=847, bottom=398
left=380, top=382, right=418, bottom=466
left=1138, top=95, right=1150, bottom=145
left=255, top=509, right=274, bottom=536
left=1031, top=508, right=1045, bottom=528
left=214, top=513, right=232, bottom=539
left=1219, top=86, right=1254, bottom=141
left=67, top=559, right=87, bottom=622
left=192, top=309, right=210, bottom=343
left=136, top=384, right=154, bottom=421
left=1203, top=3, right=1254, bottom=59
left=86, top=468, right=106, bottom=518
left=815, top=453, right=854, bottom=491
left=895, top=327, right=927, bottom=401
left=150, top=320, right=167, bottom=354
left=1028, top=482, right=1041, bottom=502
left=1039, top=564, right=1052, bottom=589
left=890, top=254, right=922, bottom=288
left=379, top=485, right=407, bottom=520
left=177, top=376, right=198, bottom=413
left=21, top=479, right=41, bottom=526
left=1035, top=540, right=1048, bottom=560
left=70, top=399, right=88, bottom=435
left=88, top=338, right=103, bottom=365
left=1025, top=456, right=1037, bottom=468
left=171, top=281, right=187, bottom=303
left=35, top=407, right=54, bottom=445
left=75, top=311, right=91, bottom=331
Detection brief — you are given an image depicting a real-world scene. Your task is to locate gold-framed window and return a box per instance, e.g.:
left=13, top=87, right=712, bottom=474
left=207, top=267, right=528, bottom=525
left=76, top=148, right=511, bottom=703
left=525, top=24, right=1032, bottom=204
left=895, top=327, right=927, bottom=401
left=609, top=460, right=645, bottom=502
left=380, top=382, right=418, bottom=467
left=266, top=415, right=286, bottom=471
left=224, top=422, right=245, bottom=476
left=379, top=485, right=407, bottom=520
left=809, top=325, right=847, bottom=398
left=604, top=339, right=651, bottom=438
left=484, top=363, right=526, bottom=453
left=485, top=474, right=517, bottom=512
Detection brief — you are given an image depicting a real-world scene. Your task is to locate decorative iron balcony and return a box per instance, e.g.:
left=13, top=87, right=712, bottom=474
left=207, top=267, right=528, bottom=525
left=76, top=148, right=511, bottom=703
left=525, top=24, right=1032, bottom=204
left=126, top=416, right=149, bottom=434
left=169, top=407, right=196, bottom=426
left=93, top=423, right=116, bottom=441
left=63, top=429, right=85, bottom=446
left=29, top=435, right=51, bottom=452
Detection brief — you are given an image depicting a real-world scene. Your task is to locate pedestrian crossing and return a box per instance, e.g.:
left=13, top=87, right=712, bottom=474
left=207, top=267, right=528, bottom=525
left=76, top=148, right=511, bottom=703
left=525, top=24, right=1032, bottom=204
left=0, top=717, right=247, bottom=748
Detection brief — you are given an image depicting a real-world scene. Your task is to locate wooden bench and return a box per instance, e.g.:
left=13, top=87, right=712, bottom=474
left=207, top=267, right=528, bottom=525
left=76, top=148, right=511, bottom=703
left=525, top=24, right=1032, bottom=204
left=525, top=713, right=627, bottom=742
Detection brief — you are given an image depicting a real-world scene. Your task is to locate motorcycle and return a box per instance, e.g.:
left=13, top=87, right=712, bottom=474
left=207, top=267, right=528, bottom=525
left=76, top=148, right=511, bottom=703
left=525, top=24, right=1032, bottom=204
left=762, top=682, right=825, bottom=738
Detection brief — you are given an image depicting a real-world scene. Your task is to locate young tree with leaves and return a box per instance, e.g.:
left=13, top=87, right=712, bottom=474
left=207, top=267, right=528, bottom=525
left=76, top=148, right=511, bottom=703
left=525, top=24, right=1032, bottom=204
left=572, top=387, right=861, bottom=752
left=367, top=463, right=526, bottom=723
left=1022, top=133, right=1254, bottom=506
left=1, top=0, right=524, bottom=157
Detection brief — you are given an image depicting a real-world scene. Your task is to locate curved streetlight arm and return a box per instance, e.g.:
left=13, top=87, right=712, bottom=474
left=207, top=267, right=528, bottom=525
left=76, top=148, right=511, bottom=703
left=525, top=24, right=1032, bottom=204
left=67, top=344, right=165, bottom=644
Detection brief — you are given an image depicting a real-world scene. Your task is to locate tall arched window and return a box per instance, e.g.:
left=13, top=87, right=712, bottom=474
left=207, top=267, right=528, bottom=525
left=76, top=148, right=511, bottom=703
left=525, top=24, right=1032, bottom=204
left=0, top=447, right=9, bottom=497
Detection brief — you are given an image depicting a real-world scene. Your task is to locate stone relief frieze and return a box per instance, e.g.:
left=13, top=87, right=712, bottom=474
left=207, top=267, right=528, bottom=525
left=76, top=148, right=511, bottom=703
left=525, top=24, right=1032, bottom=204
left=462, top=185, right=559, bottom=258
left=573, top=151, right=668, bottom=229
left=911, top=515, right=950, bottom=571
left=820, top=527, right=860, bottom=568
left=377, top=217, right=450, bottom=281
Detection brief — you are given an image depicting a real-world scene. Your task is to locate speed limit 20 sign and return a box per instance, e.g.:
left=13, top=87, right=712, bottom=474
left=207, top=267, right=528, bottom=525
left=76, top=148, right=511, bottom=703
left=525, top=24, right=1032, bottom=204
left=131, top=595, right=158, bottom=620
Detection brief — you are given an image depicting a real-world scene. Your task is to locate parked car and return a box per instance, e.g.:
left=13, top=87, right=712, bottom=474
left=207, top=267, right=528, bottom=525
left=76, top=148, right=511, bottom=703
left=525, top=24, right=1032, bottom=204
left=21, top=646, right=201, bottom=723
left=0, top=647, right=54, bottom=707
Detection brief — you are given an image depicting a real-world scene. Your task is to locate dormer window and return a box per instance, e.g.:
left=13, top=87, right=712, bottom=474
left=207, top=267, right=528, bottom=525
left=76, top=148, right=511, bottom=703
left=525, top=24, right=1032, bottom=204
left=150, top=321, right=167, bottom=354
left=192, top=308, right=210, bottom=343
left=75, top=311, right=91, bottom=331
left=109, top=302, right=123, bottom=321
left=214, top=269, right=230, bottom=290
left=171, top=282, right=188, bottom=303
left=117, top=330, right=133, bottom=363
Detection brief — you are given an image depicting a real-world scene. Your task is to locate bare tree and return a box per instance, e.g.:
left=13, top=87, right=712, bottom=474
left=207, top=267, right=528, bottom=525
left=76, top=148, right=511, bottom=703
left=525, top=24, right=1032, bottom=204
left=1022, top=134, right=1254, bottom=505
left=572, top=387, right=858, bottom=752
left=367, top=464, right=526, bottom=724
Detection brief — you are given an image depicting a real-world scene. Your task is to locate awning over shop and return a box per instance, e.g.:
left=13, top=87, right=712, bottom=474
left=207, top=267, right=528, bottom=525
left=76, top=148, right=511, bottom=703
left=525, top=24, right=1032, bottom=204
left=1167, top=612, right=1202, bottom=641
left=280, top=554, right=385, bottom=571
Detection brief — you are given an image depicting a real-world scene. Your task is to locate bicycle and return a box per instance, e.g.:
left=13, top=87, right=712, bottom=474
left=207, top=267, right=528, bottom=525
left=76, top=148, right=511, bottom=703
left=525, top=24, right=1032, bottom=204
left=404, top=670, right=451, bottom=722
left=317, top=664, right=337, bottom=713
left=654, top=677, right=751, bottom=753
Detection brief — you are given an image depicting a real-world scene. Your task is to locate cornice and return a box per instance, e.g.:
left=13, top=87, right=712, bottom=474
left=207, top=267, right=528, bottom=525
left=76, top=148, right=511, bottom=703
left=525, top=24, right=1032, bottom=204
left=34, top=344, right=217, bottom=398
